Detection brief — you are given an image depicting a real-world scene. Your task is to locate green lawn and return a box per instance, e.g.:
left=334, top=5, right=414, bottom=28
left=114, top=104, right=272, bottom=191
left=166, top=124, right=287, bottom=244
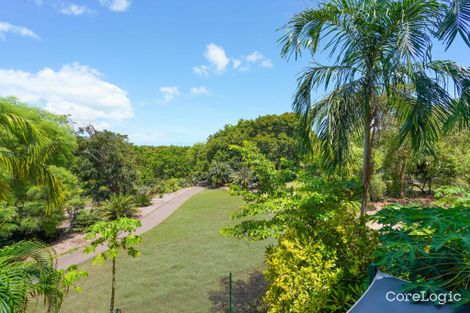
left=60, top=189, right=270, bottom=313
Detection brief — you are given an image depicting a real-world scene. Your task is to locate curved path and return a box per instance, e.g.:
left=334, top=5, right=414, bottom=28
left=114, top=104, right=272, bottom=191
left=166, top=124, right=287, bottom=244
left=57, top=186, right=204, bottom=269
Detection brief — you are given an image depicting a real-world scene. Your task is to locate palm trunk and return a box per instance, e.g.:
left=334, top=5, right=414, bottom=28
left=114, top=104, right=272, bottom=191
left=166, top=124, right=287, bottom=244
left=361, top=63, right=375, bottom=217
left=399, top=158, right=406, bottom=198
left=110, top=258, right=116, bottom=313
left=361, top=111, right=372, bottom=217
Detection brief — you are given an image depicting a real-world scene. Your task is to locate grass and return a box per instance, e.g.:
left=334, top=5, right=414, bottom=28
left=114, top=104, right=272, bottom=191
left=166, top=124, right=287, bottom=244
left=60, top=189, right=270, bottom=313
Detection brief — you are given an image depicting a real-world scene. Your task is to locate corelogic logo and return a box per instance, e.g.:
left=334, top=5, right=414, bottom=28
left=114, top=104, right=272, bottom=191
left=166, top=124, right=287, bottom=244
left=386, top=291, right=462, bottom=305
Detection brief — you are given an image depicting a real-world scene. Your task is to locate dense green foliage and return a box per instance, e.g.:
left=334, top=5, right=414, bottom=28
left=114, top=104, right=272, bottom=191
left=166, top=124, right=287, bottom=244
left=135, top=145, right=194, bottom=185
left=224, top=145, right=378, bottom=312
left=74, top=127, right=139, bottom=202
left=0, top=103, right=84, bottom=313
left=0, top=99, right=74, bottom=239
left=134, top=113, right=302, bottom=188
left=373, top=193, right=470, bottom=305
left=205, top=113, right=301, bottom=169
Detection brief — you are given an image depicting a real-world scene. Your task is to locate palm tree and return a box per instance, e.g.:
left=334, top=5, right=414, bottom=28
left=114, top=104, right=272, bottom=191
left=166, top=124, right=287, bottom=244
left=230, top=166, right=254, bottom=189
left=208, top=160, right=233, bottom=187
left=0, top=110, right=65, bottom=312
left=101, top=193, right=137, bottom=220
left=280, top=0, right=469, bottom=215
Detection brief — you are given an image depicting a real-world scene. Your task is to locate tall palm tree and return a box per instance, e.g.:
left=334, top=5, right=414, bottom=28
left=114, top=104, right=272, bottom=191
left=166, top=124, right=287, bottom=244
left=0, top=110, right=65, bottom=312
left=280, top=0, right=469, bottom=215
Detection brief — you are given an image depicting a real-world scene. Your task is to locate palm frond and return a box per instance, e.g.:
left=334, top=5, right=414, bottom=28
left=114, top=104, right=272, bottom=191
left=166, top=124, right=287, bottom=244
left=426, top=60, right=470, bottom=129
left=294, top=77, right=365, bottom=170
left=437, top=0, right=470, bottom=49
left=396, top=71, right=455, bottom=153
left=0, top=240, right=63, bottom=313
left=0, top=113, right=64, bottom=210
left=279, top=1, right=358, bottom=60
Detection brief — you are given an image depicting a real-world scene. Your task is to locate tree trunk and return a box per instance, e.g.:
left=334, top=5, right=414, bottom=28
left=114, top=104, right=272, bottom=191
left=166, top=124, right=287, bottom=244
left=361, top=109, right=372, bottom=217
left=110, top=258, right=116, bottom=313
left=399, top=158, right=406, bottom=198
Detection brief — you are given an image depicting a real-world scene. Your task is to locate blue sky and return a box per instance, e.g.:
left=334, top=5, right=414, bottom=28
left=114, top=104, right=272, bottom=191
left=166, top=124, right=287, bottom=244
left=0, top=0, right=468, bottom=146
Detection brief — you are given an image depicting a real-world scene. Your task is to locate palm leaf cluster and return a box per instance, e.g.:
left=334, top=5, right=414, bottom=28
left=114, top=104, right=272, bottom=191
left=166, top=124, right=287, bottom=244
left=0, top=113, right=64, bottom=210
left=0, top=241, right=64, bottom=313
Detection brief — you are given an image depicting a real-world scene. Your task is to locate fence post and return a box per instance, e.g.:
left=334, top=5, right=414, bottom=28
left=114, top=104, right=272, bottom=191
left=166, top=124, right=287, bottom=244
left=229, top=272, right=232, bottom=313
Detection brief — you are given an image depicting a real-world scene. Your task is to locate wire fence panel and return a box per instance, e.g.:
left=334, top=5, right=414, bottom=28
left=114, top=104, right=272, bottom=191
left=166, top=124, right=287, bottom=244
left=114, top=270, right=267, bottom=313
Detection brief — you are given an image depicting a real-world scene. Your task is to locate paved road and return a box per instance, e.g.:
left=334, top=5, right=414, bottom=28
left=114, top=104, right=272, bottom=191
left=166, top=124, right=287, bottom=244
left=57, top=186, right=204, bottom=269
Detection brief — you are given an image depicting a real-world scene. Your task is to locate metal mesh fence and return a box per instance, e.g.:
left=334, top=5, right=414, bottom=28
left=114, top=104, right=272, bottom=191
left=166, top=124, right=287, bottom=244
left=114, top=270, right=267, bottom=313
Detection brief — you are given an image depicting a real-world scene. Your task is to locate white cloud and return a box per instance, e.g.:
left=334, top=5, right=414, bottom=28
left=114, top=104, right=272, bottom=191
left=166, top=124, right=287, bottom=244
left=0, top=63, right=133, bottom=128
left=0, top=21, right=39, bottom=40
left=246, top=51, right=264, bottom=62
left=60, top=3, right=95, bottom=16
left=160, top=86, right=180, bottom=102
left=205, top=43, right=229, bottom=73
left=261, top=59, right=273, bottom=68
left=193, top=44, right=272, bottom=76
left=190, top=86, right=210, bottom=96
left=192, top=65, right=210, bottom=77
left=243, top=51, right=273, bottom=69
left=99, top=0, right=132, bottom=12
left=232, top=58, right=242, bottom=69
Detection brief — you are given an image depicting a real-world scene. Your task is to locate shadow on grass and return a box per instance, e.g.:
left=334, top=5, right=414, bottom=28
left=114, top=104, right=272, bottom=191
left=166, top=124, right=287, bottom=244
left=208, top=271, right=268, bottom=313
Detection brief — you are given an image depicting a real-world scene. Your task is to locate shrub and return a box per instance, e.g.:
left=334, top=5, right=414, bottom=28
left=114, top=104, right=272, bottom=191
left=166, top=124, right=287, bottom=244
left=133, top=186, right=152, bottom=207
left=370, top=174, right=386, bottom=201
left=433, top=185, right=469, bottom=208
left=208, top=161, right=232, bottom=187
left=263, top=198, right=377, bottom=313
left=101, top=194, right=137, bottom=220
left=72, top=209, right=101, bottom=232
left=153, top=178, right=182, bottom=194
left=223, top=146, right=377, bottom=313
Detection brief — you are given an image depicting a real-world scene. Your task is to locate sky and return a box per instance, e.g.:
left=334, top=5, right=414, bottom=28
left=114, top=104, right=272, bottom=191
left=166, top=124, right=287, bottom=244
left=0, top=0, right=468, bottom=146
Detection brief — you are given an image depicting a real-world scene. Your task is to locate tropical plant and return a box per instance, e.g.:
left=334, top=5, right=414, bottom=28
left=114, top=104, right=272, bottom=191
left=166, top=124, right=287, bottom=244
left=101, top=193, right=137, bottom=221
left=71, top=208, right=102, bottom=232
left=0, top=112, right=64, bottom=209
left=153, top=178, right=183, bottom=194
left=433, top=185, right=470, bottom=207
left=133, top=186, right=153, bottom=207
left=208, top=160, right=233, bottom=187
left=230, top=166, right=253, bottom=189
left=0, top=241, right=70, bottom=313
left=85, top=218, right=142, bottom=313
left=280, top=0, right=470, bottom=215
left=373, top=203, right=470, bottom=306
left=0, top=110, right=70, bottom=312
